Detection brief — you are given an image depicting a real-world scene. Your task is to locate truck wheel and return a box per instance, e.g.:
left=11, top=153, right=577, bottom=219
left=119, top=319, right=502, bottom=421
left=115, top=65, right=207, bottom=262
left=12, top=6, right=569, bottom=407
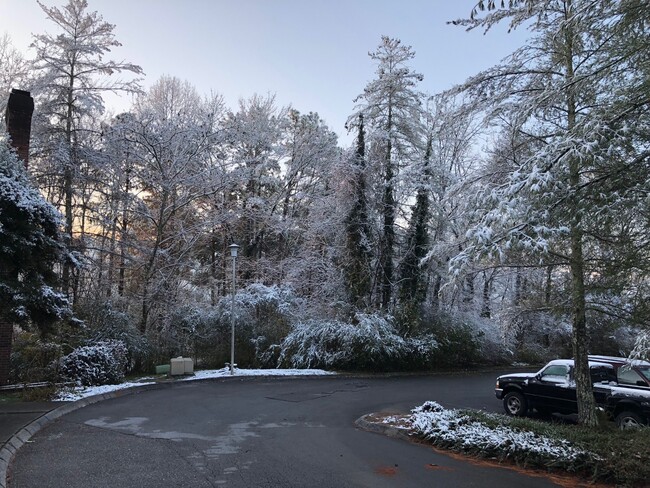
left=503, top=391, right=527, bottom=417
left=616, top=410, right=644, bottom=429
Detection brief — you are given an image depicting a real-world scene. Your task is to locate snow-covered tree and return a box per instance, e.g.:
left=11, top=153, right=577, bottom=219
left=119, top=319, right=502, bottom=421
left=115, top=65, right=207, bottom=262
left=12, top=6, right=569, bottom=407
left=450, top=0, right=650, bottom=425
left=0, top=142, right=70, bottom=384
left=342, top=116, right=373, bottom=308
left=29, top=0, right=142, bottom=297
left=0, top=34, right=30, bottom=122
left=350, top=36, right=425, bottom=308
left=126, top=76, right=222, bottom=335
left=222, top=94, right=287, bottom=282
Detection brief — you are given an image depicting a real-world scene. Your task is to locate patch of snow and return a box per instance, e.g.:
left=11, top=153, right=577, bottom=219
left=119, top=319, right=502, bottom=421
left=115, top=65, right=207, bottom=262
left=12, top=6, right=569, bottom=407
left=183, top=367, right=336, bottom=381
left=406, top=401, right=599, bottom=463
left=54, top=381, right=156, bottom=401
left=54, top=368, right=335, bottom=401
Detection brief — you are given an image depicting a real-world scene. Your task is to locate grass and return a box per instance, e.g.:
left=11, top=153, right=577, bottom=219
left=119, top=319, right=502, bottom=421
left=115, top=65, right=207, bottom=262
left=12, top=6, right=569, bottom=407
left=461, top=410, right=650, bottom=487
left=0, top=385, right=58, bottom=402
left=0, top=391, right=22, bottom=404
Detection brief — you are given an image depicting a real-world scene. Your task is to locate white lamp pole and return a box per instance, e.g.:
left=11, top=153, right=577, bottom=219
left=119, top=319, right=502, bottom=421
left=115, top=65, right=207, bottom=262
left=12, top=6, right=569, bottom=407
left=228, top=243, right=239, bottom=375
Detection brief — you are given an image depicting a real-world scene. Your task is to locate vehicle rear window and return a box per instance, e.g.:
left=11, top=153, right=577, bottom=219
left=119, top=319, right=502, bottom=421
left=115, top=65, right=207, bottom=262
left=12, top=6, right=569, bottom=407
left=634, top=366, right=650, bottom=383
left=617, top=367, right=645, bottom=385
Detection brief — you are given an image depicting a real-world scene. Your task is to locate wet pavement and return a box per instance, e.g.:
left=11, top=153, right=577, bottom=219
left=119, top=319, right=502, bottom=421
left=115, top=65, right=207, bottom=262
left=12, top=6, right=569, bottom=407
left=5, top=375, right=565, bottom=488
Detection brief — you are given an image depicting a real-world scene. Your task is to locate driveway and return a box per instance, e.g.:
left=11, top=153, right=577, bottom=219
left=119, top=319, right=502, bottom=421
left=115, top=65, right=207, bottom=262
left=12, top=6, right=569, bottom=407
left=9, top=372, right=562, bottom=487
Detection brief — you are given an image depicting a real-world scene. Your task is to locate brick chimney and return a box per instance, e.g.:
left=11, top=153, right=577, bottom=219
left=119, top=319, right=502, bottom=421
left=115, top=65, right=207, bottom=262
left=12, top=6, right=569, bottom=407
left=5, top=88, right=34, bottom=168
left=1, top=89, right=34, bottom=385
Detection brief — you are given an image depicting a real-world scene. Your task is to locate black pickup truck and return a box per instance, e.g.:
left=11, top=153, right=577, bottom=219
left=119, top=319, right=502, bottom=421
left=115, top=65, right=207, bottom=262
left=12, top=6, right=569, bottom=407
left=495, top=359, right=650, bottom=428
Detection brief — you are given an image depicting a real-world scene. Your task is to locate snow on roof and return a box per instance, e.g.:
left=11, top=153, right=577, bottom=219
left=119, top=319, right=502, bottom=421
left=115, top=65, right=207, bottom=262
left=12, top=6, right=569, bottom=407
left=546, top=359, right=574, bottom=367
left=545, top=359, right=614, bottom=369
left=589, top=355, right=650, bottom=367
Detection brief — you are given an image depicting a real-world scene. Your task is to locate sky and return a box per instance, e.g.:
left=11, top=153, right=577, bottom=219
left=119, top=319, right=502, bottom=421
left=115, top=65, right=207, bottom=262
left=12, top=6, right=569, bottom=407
left=0, top=0, right=532, bottom=145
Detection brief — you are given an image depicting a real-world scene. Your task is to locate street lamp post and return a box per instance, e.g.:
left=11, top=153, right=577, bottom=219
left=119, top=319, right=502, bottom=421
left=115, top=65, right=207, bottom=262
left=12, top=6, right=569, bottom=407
left=228, top=243, right=239, bottom=375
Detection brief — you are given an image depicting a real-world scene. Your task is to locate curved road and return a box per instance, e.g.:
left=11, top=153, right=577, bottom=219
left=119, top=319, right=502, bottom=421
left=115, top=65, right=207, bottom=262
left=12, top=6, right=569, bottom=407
left=9, top=372, right=562, bottom=487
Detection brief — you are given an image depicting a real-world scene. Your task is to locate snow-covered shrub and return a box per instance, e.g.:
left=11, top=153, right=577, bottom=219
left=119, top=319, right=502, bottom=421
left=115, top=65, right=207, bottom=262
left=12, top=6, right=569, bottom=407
left=277, top=313, right=439, bottom=371
left=59, top=340, right=128, bottom=386
left=216, top=283, right=298, bottom=367
left=160, top=284, right=298, bottom=369
left=408, top=401, right=601, bottom=470
left=450, top=313, right=507, bottom=364
left=166, top=305, right=225, bottom=367
left=75, top=300, right=148, bottom=373
left=587, top=315, right=641, bottom=357
left=497, top=309, right=573, bottom=363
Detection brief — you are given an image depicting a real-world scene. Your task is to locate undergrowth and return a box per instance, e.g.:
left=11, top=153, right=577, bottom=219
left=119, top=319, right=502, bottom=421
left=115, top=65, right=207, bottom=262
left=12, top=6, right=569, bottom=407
left=418, top=406, right=650, bottom=487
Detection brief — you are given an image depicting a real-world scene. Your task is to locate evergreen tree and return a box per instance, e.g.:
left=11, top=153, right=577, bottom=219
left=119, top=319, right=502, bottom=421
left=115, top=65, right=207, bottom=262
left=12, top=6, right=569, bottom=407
left=398, top=134, right=432, bottom=330
left=451, top=0, right=650, bottom=426
left=0, top=143, right=70, bottom=384
left=351, top=36, right=424, bottom=309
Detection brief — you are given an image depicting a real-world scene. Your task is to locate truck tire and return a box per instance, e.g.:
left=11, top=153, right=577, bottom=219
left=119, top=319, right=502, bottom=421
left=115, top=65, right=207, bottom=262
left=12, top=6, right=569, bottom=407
left=615, top=410, right=644, bottom=429
left=503, top=391, right=527, bottom=417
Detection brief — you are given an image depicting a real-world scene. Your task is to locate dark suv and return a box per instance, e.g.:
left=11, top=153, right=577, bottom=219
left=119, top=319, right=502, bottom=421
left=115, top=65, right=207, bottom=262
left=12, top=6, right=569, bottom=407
left=588, top=355, right=650, bottom=387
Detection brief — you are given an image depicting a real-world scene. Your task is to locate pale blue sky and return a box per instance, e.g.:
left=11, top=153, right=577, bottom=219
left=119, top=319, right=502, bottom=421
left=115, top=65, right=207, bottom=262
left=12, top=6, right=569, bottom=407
left=0, top=0, right=531, bottom=144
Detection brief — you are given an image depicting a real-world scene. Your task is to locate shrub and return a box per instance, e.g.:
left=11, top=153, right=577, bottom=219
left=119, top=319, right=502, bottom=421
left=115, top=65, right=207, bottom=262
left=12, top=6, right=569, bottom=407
left=74, top=299, right=149, bottom=373
left=9, top=331, right=61, bottom=384
left=277, top=313, right=439, bottom=371
left=59, top=340, right=127, bottom=386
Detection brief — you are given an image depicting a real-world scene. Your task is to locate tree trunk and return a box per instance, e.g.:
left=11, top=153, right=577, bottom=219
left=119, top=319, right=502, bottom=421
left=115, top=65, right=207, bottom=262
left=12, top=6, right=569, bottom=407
left=381, top=139, right=395, bottom=308
left=62, top=73, right=75, bottom=295
left=481, top=272, right=491, bottom=318
left=570, top=223, right=597, bottom=426
left=564, top=0, right=597, bottom=426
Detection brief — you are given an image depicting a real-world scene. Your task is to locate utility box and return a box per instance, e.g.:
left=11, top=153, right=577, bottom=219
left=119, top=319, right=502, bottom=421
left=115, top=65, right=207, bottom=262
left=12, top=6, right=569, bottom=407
left=155, top=364, right=170, bottom=375
left=170, top=357, right=194, bottom=375
left=183, top=357, right=194, bottom=374
left=170, top=357, right=185, bottom=376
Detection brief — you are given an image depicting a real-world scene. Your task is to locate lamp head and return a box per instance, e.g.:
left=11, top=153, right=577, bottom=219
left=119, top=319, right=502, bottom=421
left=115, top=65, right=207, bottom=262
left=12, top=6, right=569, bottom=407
left=229, top=243, right=240, bottom=258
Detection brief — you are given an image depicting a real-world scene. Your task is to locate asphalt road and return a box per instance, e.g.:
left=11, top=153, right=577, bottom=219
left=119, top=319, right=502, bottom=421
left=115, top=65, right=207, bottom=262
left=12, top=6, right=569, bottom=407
left=9, top=371, right=562, bottom=487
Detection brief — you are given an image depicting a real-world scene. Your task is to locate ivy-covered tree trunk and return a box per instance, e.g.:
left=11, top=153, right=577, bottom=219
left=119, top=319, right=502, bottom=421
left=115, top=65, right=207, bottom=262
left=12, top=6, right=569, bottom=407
left=344, top=116, right=372, bottom=308
left=398, top=135, right=432, bottom=330
left=380, top=136, right=395, bottom=309
left=349, top=36, right=424, bottom=310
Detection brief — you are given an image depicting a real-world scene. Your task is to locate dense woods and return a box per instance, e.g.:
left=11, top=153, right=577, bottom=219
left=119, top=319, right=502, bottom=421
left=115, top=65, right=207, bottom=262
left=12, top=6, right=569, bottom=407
left=1, top=0, right=648, bottom=425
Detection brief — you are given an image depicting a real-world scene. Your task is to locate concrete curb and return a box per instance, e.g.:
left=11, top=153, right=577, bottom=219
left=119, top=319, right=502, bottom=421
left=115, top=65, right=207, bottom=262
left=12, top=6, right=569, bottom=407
left=354, top=413, right=415, bottom=441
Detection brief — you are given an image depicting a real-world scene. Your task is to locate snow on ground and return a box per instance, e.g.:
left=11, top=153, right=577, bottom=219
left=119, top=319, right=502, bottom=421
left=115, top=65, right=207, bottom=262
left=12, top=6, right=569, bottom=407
left=54, top=368, right=335, bottom=401
left=403, top=401, right=599, bottom=463
left=55, top=380, right=157, bottom=401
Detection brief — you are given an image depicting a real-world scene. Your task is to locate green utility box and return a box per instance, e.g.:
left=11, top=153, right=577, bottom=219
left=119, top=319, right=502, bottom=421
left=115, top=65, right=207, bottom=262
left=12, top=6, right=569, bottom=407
left=155, top=364, right=170, bottom=375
